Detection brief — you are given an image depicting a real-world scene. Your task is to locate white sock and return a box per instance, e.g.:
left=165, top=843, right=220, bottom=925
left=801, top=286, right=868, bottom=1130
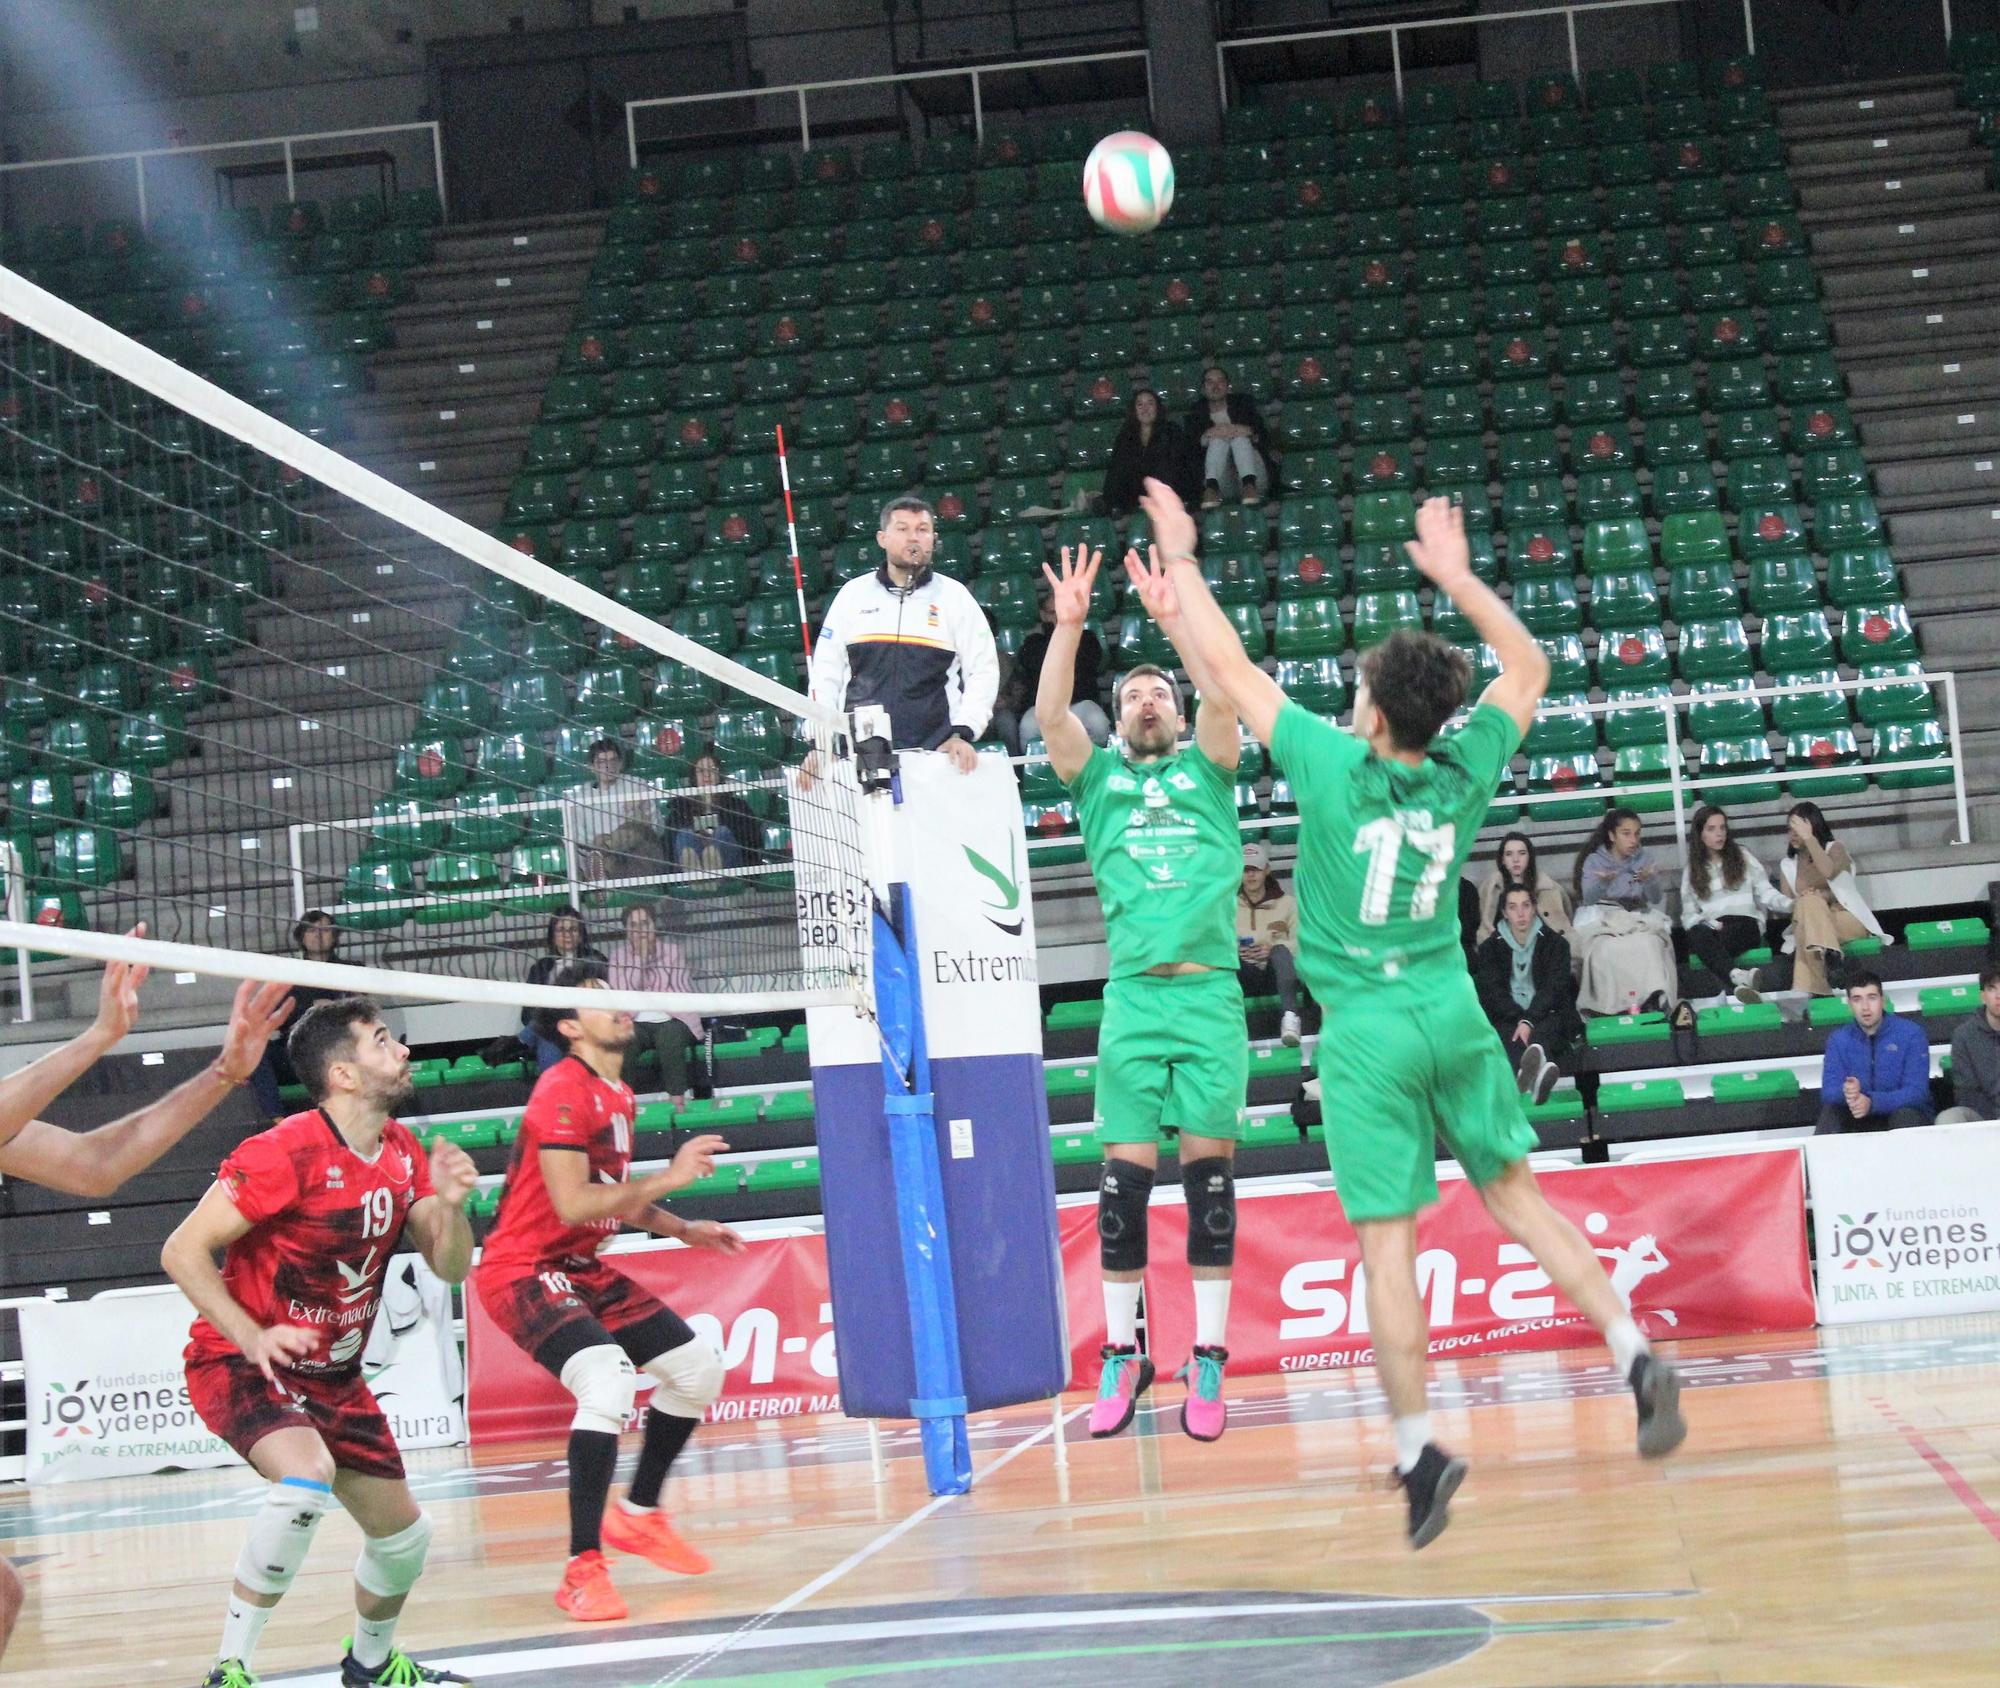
left=1607, top=1315, right=1649, bottom=1376
left=218, top=1595, right=274, bottom=1667
left=1193, top=1277, right=1232, bottom=1349
left=1393, top=1413, right=1432, bottom=1475
left=616, top=1495, right=653, bottom=1516
left=1103, top=1279, right=1142, bottom=1348
left=351, top=1611, right=400, bottom=1671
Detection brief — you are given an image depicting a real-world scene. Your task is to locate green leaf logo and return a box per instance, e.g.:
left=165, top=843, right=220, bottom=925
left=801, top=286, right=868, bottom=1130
left=965, top=837, right=1024, bottom=935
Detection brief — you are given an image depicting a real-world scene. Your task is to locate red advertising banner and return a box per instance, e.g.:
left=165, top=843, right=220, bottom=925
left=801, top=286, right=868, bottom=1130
left=468, top=1154, right=1813, bottom=1442
left=466, top=1235, right=839, bottom=1444
left=1141, top=1151, right=1814, bottom=1377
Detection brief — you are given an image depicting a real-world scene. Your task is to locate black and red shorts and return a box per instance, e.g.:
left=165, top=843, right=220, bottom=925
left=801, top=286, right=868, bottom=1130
left=185, top=1350, right=405, bottom=1479
left=475, top=1256, right=692, bottom=1377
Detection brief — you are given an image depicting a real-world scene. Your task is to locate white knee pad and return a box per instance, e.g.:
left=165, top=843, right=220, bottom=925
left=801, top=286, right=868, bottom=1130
left=354, top=1510, right=433, bottom=1601
left=561, top=1343, right=637, bottom=1435
left=643, top=1337, right=725, bottom=1418
left=234, top=1476, right=334, bottom=1597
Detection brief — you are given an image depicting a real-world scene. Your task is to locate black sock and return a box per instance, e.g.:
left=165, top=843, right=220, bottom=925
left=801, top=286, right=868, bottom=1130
left=627, top=1409, right=699, bottom=1510
left=567, top=1428, right=619, bottom=1557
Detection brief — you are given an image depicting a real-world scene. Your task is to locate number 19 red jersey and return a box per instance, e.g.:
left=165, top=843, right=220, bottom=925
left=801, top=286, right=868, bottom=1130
left=184, top=1109, right=435, bottom=1379
left=476, top=1054, right=636, bottom=1280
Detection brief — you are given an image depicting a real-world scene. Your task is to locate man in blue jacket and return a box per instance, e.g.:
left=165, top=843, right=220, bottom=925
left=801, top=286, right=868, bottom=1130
left=1816, top=971, right=1935, bottom=1133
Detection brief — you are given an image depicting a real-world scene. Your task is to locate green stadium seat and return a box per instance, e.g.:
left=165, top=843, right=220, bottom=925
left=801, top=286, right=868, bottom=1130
left=1875, top=719, right=1953, bottom=788
left=1841, top=602, right=1918, bottom=663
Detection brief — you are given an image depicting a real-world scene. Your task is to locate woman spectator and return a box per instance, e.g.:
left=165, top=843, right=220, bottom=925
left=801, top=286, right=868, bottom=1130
left=1678, top=805, right=1790, bottom=1004
left=606, top=901, right=706, bottom=1104
left=520, top=908, right=605, bottom=1072
left=1745, top=801, right=1890, bottom=997
left=1238, top=842, right=1304, bottom=1047
left=1475, top=883, right=1582, bottom=1104
left=1101, top=387, right=1198, bottom=516
left=249, top=910, right=351, bottom=1124
left=666, top=750, right=761, bottom=876
left=1570, top=808, right=1678, bottom=1018
left=1475, top=830, right=1574, bottom=943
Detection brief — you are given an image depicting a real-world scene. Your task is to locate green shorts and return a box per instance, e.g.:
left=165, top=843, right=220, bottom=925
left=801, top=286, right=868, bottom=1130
left=1094, top=969, right=1248, bottom=1146
left=1314, top=977, right=1536, bottom=1222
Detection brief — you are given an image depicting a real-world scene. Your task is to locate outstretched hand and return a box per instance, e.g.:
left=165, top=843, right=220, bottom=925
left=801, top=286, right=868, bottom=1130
left=91, top=924, right=151, bottom=1044
left=1040, top=545, right=1100, bottom=627
left=1122, top=544, right=1183, bottom=626
left=1403, top=495, right=1473, bottom=589
left=1137, top=476, right=1198, bottom=564
left=216, top=979, right=296, bottom=1084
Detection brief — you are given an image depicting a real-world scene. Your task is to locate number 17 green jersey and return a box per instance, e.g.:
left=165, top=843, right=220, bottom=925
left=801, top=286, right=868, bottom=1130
left=1270, top=700, right=1519, bottom=999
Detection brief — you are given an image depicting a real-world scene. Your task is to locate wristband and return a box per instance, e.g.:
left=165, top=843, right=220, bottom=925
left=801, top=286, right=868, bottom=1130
left=208, top=1061, right=249, bottom=1088
left=1163, top=551, right=1198, bottom=565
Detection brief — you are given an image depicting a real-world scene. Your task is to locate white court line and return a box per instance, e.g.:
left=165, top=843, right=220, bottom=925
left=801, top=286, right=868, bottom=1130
left=648, top=1400, right=1094, bottom=1685
left=263, top=1589, right=1693, bottom=1685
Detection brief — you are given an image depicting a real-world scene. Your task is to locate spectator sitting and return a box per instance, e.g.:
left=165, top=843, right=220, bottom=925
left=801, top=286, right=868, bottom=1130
left=666, top=750, right=761, bottom=875
left=606, top=901, right=706, bottom=1106
left=1474, top=884, right=1582, bottom=1105
left=1570, top=808, right=1678, bottom=1018
left=1677, top=804, right=1791, bottom=1006
left=1938, top=965, right=2000, bottom=1123
left=1816, top=970, right=1934, bottom=1133
left=1743, top=801, right=1889, bottom=998
left=565, top=737, right=666, bottom=885
left=1475, top=830, right=1574, bottom=942
left=1102, top=387, right=1199, bottom=516
left=248, top=909, right=351, bottom=1124
left=1238, top=841, right=1303, bottom=1047
left=991, top=581, right=1110, bottom=757
left=1187, top=365, right=1270, bottom=508
left=520, top=908, right=605, bottom=1073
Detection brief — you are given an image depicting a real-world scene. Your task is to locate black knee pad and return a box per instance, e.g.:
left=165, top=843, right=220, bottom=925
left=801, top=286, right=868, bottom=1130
left=1097, top=1158, right=1155, bottom=1274
left=1182, top=1156, right=1236, bottom=1269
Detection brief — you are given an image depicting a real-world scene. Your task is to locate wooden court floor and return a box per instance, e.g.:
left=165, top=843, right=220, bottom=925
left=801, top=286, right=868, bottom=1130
left=6, top=1315, right=2000, bottom=1687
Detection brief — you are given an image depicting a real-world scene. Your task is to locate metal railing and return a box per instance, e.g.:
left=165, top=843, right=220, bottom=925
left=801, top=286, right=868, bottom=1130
left=1026, top=669, right=1972, bottom=861
left=624, top=47, right=1154, bottom=168
left=1216, top=0, right=1702, bottom=112
left=3, top=839, right=31, bottom=1023
left=0, top=121, right=447, bottom=231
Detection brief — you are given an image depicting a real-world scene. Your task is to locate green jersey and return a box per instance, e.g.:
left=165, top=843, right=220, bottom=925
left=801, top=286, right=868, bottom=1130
left=1270, top=700, right=1520, bottom=998
left=1066, top=741, right=1241, bottom=978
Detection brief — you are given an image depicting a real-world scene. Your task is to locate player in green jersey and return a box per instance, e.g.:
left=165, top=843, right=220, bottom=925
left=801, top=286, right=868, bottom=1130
left=1126, top=477, right=1685, bottom=1545
left=1037, top=543, right=1246, bottom=1443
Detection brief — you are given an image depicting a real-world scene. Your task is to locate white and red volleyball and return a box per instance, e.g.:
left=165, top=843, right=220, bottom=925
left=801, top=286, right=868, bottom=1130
left=1083, top=130, right=1174, bottom=235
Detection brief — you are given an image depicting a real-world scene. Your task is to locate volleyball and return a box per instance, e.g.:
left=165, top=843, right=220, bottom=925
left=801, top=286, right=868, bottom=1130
left=1083, top=129, right=1174, bottom=235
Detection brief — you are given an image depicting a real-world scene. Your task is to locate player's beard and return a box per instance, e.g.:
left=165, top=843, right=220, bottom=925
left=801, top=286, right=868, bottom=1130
left=1124, top=712, right=1176, bottom=757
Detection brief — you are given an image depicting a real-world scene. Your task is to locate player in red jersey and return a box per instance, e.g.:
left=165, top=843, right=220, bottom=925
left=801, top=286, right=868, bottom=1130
left=162, top=997, right=478, bottom=1688
left=473, top=959, right=742, bottom=1622
left=0, top=934, right=292, bottom=1665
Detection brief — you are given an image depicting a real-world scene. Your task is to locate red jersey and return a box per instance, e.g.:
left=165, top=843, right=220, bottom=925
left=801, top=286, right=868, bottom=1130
left=477, top=1054, right=636, bottom=1281
left=185, top=1109, right=435, bottom=1378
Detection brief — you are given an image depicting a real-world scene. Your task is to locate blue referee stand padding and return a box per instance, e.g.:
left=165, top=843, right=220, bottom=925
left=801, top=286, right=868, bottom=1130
left=806, top=754, right=1068, bottom=1496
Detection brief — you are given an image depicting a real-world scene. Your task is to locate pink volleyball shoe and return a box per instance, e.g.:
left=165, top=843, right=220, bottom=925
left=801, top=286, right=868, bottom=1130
left=1088, top=1344, right=1155, bottom=1438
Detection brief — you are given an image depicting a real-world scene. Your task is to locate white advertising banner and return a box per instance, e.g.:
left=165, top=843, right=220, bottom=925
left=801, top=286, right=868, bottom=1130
left=1808, top=1122, right=2000, bottom=1324
left=807, top=749, right=1041, bottom=1063
left=19, top=1255, right=465, bottom=1485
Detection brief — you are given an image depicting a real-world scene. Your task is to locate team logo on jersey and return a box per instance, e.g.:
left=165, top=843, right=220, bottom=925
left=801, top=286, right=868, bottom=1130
left=324, top=1164, right=345, bottom=1189
left=556, top=1105, right=575, bottom=1129
left=335, top=1247, right=380, bottom=1306
left=926, top=604, right=940, bottom=627
left=329, top=1327, right=366, bottom=1364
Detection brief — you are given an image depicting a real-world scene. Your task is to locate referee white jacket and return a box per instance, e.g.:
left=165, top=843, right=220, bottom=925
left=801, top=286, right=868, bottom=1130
left=808, top=563, right=1000, bottom=751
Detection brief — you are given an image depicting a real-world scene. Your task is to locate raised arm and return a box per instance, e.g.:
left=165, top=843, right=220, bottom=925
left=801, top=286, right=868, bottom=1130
left=1133, top=477, right=1288, bottom=746
left=0, top=931, right=148, bottom=1154
left=1404, top=497, right=1549, bottom=736
left=1035, top=546, right=1101, bottom=783
left=0, top=978, right=292, bottom=1198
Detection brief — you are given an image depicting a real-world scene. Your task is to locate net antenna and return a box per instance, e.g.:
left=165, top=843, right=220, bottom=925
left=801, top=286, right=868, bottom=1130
left=773, top=424, right=815, bottom=671
left=0, top=265, right=874, bottom=1019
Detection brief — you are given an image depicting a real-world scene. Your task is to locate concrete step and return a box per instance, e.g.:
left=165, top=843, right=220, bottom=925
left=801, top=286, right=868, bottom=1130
left=1818, top=249, right=2000, bottom=303
left=365, top=341, right=561, bottom=397
left=385, top=299, right=578, bottom=354
left=1776, top=79, right=1962, bottom=132
left=1824, top=296, right=2000, bottom=348
left=1902, top=555, right=2000, bottom=616
left=429, top=216, right=604, bottom=268
left=346, top=385, right=549, bottom=440
left=141, top=759, right=397, bottom=842
left=1875, top=453, right=2000, bottom=502
left=409, top=258, right=589, bottom=310
left=1884, top=500, right=2000, bottom=551
left=1795, top=162, right=1993, bottom=213
left=1807, top=204, right=2000, bottom=254
left=1861, top=406, right=2000, bottom=455
left=1785, top=117, right=1979, bottom=173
